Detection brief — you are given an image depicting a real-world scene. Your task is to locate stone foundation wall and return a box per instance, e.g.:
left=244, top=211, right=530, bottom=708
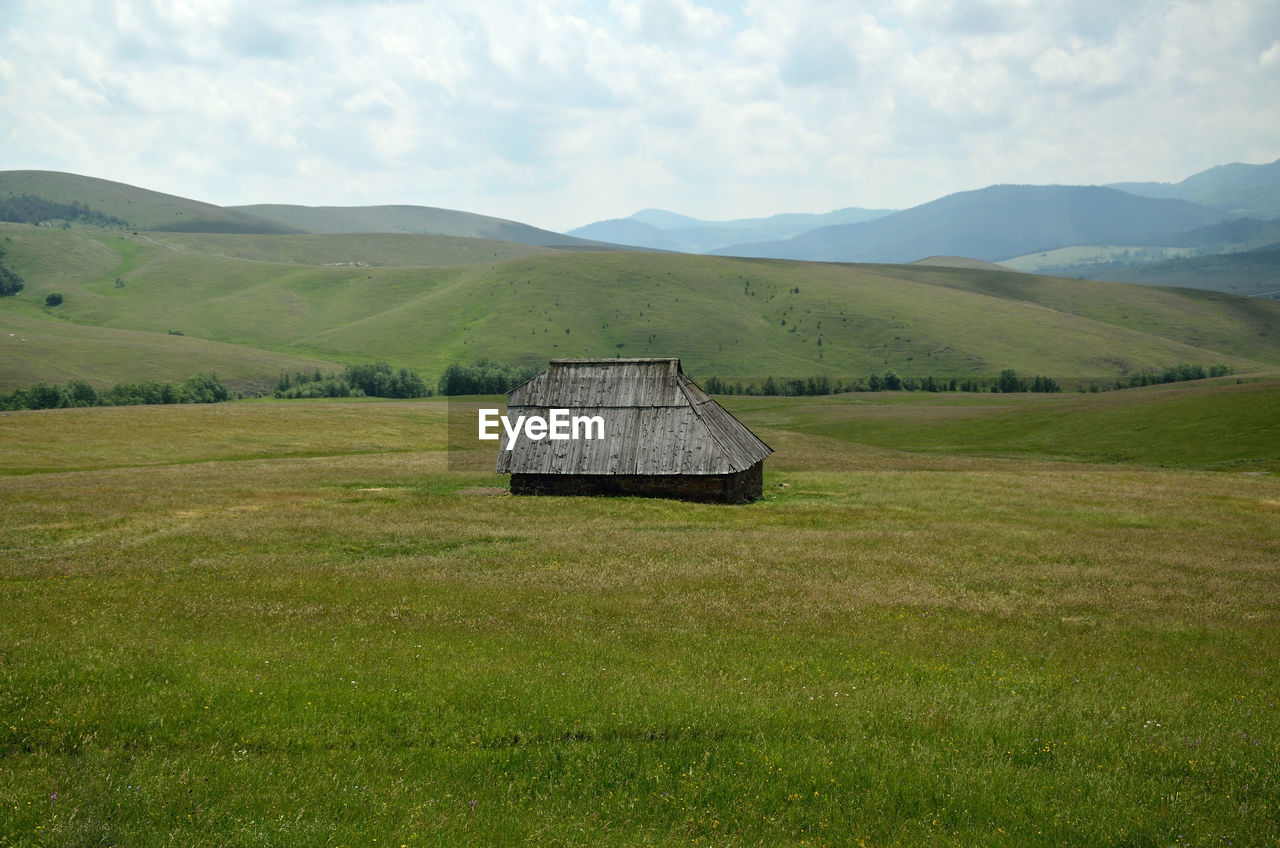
left=510, top=463, right=763, bottom=503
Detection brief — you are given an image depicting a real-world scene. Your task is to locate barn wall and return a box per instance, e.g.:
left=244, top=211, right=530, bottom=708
left=510, top=463, right=763, bottom=503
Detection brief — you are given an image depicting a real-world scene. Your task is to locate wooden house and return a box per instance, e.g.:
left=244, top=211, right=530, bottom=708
left=496, top=358, right=772, bottom=503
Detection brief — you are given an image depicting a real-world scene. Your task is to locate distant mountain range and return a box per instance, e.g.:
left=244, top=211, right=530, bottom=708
left=567, top=158, right=1280, bottom=275
left=709, top=185, right=1231, bottom=263
left=568, top=206, right=895, bottom=253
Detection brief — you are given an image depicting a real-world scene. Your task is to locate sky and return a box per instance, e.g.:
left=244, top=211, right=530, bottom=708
left=1, top=0, right=1277, bottom=233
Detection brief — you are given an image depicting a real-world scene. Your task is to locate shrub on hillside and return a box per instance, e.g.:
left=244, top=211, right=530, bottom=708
left=0, top=194, right=128, bottom=228
left=0, top=374, right=229, bottom=411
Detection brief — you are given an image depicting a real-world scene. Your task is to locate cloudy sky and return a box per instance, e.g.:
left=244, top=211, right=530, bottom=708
left=1, top=0, right=1277, bottom=232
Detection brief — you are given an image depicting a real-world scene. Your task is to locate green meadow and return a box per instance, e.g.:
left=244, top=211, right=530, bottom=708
left=3, top=383, right=1278, bottom=846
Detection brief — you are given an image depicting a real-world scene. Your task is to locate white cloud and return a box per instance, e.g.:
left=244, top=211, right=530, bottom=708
left=610, top=0, right=729, bottom=42
left=0, top=0, right=1276, bottom=230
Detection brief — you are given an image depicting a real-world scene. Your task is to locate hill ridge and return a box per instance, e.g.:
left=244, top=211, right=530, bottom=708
left=230, top=202, right=614, bottom=249
left=0, top=170, right=303, bottom=234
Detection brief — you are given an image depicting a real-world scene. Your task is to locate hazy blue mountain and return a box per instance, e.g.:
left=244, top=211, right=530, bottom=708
left=629, top=209, right=706, bottom=229
left=566, top=218, right=684, bottom=251
left=569, top=206, right=895, bottom=253
left=1109, top=158, right=1280, bottom=219
left=712, top=185, right=1231, bottom=263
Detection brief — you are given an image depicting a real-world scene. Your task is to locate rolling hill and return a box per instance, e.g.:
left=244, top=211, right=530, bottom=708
left=230, top=203, right=612, bottom=249
left=2, top=221, right=1276, bottom=391
left=0, top=170, right=302, bottom=234
left=713, top=185, right=1231, bottom=262
left=0, top=170, right=621, bottom=250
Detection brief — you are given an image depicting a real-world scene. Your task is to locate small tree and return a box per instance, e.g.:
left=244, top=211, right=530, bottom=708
left=67, top=380, right=97, bottom=407
left=45, top=292, right=63, bottom=306
left=0, top=248, right=23, bottom=296
left=997, top=369, right=1024, bottom=393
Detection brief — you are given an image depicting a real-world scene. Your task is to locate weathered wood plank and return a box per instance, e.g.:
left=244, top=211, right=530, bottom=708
left=498, top=359, right=771, bottom=476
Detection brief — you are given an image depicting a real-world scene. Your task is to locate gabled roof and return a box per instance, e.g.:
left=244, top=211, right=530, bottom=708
left=496, top=358, right=772, bottom=476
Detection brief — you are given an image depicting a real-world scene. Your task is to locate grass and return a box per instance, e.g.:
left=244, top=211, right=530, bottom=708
left=2, top=391, right=1278, bottom=845
left=3, top=224, right=1277, bottom=391
left=724, top=375, right=1280, bottom=472
left=0, top=310, right=341, bottom=393
left=153, top=232, right=557, bottom=267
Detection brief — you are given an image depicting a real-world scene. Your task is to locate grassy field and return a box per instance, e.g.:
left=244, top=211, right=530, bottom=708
left=4, top=223, right=1278, bottom=390
left=2, top=388, right=1277, bottom=845
left=723, top=375, right=1280, bottom=472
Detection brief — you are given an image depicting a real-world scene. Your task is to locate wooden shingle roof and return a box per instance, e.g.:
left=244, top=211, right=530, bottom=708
left=496, top=358, right=772, bottom=476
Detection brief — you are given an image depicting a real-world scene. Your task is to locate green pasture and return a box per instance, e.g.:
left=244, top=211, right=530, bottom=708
left=2, top=387, right=1277, bottom=846
left=724, top=375, right=1280, bottom=472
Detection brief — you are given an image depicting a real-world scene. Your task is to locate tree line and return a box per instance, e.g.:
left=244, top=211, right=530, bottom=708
left=0, top=194, right=129, bottom=228
left=275, top=362, right=431, bottom=399
left=701, top=370, right=1062, bottom=396
left=279, top=359, right=541, bottom=398
left=437, top=359, right=540, bottom=395
left=1, top=360, right=1235, bottom=411
left=1, top=374, right=229, bottom=411
left=701, top=364, right=1230, bottom=396
left=1110, top=363, right=1230, bottom=390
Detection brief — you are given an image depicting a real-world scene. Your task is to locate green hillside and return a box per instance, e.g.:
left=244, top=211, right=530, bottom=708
left=155, top=232, right=557, bottom=267
left=0, top=311, right=338, bottom=392
left=863, top=262, right=1280, bottom=366
left=230, top=203, right=611, bottom=248
left=2, top=223, right=1277, bottom=389
left=0, top=171, right=300, bottom=233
